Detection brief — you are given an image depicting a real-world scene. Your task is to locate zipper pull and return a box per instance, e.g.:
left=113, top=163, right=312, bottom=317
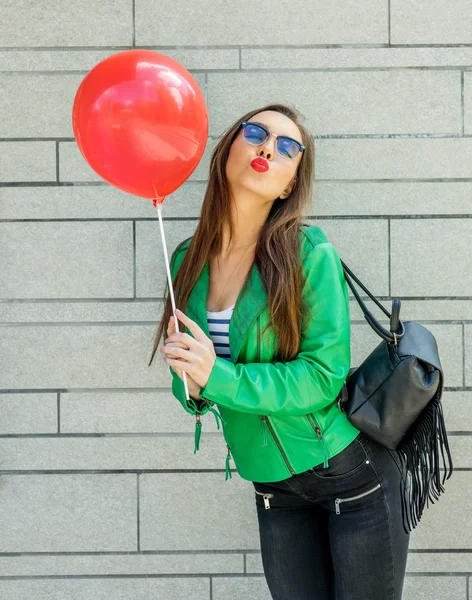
left=260, top=415, right=268, bottom=447
left=255, top=490, right=274, bottom=509
left=225, top=445, right=233, bottom=480
left=207, top=405, right=226, bottom=429
left=317, top=430, right=329, bottom=468
left=194, top=413, right=202, bottom=454
left=199, top=396, right=227, bottom=429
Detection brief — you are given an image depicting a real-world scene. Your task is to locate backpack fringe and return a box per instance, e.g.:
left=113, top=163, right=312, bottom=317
left=395, top=383, right=454, bottom=534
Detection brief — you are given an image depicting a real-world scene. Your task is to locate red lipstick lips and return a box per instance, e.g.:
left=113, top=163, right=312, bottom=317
left=251, top=157, right=269, bottom=172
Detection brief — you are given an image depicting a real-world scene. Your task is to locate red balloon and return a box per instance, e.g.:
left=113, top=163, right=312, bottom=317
left=72, top=49, right=208, bottom=201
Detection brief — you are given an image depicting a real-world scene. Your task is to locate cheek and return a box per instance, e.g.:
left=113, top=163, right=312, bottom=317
left=277, top=163, right=297, bottom=187
left=226, top=139, right=246, bottom=170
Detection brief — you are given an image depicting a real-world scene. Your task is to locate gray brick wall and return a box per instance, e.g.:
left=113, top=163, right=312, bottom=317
left=0, top=1, right=470, bottom=598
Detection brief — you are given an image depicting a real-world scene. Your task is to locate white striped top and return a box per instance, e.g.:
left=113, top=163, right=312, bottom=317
left=206, top=303, right=235, bottom=362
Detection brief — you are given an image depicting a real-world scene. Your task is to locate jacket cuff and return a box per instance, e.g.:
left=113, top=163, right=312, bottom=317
left=172, top=373, right=214, bottom=416
left=199, top=356, right=233, bottom=404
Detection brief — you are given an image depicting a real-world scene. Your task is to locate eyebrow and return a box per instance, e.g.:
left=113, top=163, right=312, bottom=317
left=249, top=121, right=300, bottom=142
left=250, top=121, right=271, bottom=129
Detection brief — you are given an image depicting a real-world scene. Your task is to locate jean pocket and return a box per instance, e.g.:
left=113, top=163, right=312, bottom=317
left=310, top=433, right=370, bottom=480
left=334, top=482, right=382, bottom=514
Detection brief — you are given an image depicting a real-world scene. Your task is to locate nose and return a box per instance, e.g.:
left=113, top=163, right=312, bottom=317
left=258, top=132, right=277, bottom=159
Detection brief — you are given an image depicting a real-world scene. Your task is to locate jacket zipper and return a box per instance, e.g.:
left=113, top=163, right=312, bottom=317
left=255, top=489, right=274, bottom=510
left=306, top=412, right=331, bottom=468
left=261, top=415, right=295, bottom=475
left=257, top=315, right=295, bottom=476
left=334, top=483, right=381, bottom=514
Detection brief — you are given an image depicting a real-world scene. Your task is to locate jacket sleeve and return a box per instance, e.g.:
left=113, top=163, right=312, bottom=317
left=198, top=242, right=351, bottom=416
left=171, top=369, right=209, bottom=415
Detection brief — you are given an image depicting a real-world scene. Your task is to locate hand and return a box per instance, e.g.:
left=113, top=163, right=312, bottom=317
left=160, top=309, right=217, bottom=390
left=164, top=314, right=201, bottom=399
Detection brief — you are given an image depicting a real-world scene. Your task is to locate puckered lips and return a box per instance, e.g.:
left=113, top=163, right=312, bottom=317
left=250, top=157, right=269, bottom=172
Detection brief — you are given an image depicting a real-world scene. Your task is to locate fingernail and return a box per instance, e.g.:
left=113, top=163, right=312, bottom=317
left=176, top=309, right=182, bottom=314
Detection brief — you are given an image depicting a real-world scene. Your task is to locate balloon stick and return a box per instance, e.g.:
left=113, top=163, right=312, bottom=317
left=153, top=198, right=191, bottom=401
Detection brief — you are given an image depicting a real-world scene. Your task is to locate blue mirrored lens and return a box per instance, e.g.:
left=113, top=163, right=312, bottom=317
left=277, top=137, right=299, bottom=159
left=243, top=123, right=267, bottom=144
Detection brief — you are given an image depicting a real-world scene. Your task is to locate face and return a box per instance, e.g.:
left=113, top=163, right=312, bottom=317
left=225, top=110, right=304, bottom=203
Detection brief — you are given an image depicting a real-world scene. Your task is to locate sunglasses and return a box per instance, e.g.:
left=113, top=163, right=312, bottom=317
left=240, top=121, right=306, bottom=160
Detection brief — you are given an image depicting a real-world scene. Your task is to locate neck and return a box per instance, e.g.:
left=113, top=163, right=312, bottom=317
left=220, top=194, right=271, bottom=257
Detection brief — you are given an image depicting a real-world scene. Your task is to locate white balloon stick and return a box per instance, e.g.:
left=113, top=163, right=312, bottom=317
left=155, top=202, right=191, bottom=401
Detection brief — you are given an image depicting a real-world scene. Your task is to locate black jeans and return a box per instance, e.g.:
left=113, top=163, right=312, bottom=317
left=252, top=431, right=410, bottom=600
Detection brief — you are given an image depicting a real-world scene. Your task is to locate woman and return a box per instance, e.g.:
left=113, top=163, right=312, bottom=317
left=148, top=103, right=410, bottom=599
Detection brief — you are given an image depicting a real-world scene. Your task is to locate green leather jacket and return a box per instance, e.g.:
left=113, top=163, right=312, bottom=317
left=168, top=224, right=360, bottom=483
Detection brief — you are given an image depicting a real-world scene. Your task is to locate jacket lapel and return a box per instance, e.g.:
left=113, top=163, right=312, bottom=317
left=185, top=259, right=268, bottom=362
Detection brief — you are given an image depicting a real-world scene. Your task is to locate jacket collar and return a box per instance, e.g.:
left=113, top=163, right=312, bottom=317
left=185, top=258, right=268, bottom=363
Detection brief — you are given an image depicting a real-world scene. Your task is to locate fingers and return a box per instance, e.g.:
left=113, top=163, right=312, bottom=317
left=167, top=315, right=179, bottom=338
left=165, top=316, right=196, bottom=350
left=162, top=345, right=189, bottom=361
left=164, top=313, right=195, bottom=366
left=164, top=341, right=187, bottom=360
left=167, top=333, right=195, bottom=352
left=174, top=309, right=207, bottom=343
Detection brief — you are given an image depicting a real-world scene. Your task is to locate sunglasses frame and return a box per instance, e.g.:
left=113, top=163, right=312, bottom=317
left=240, top=121, right=306, bottom=159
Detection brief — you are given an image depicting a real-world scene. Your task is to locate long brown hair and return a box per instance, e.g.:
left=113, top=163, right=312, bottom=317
left=148, top=102, right=316, bottom=367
